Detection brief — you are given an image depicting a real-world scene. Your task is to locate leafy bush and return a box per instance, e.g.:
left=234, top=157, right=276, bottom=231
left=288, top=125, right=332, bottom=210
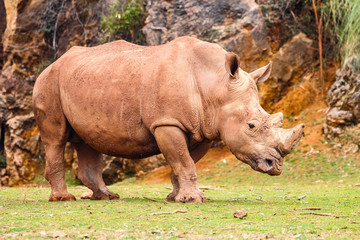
left=101, top=0, right=146, bottom=44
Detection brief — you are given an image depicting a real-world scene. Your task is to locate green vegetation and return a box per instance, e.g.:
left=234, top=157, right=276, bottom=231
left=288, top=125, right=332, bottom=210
left=1, top=148, right=360, bottom=239
left=101, top=0, right=146, bottom=44
left=260, top=0, right=360, bottom=69
left=324, top=0, right=360, bottom=66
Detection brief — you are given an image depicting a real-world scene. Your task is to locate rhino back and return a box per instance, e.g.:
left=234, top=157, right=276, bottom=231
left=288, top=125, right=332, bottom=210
left=53, top=37, right=215, bottom=157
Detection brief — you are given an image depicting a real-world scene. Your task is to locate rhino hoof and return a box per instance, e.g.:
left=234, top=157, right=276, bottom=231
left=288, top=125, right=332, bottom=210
left=173, top=190, right=206, bottom=203
left=49, top=193, right=76, bottom=202
left=90, top=190, right=120, bottom=200
left=80, top=189, right=93, bottom=199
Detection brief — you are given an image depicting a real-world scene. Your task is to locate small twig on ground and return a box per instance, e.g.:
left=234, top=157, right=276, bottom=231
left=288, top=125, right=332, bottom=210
left=298, top=212, right=347, bottom=218
left=222, top=227, right=236, bottom=230
left=149, top=210, right=188, bottom=216
left=199, top=186, right=219, bottom=190
left=165, top=187, right=172, bottom=190
left=256, top=198, right=267, bottom=202
left=297, top=194, right=307, bottom=200
left=143, top=196, right=168, bottom=204
left=294, top=207, right=322, bottom=210
left=349, top=220, right=359, bottom=224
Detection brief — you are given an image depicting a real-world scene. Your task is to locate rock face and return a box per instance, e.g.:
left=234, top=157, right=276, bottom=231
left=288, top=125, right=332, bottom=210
left=143, top=0, right=269, bottom=71
left=323, top=56, right=360, bottom=138
left=258, top=32, right=315, bottom=115
left=0, top=0, right=107, bottom=186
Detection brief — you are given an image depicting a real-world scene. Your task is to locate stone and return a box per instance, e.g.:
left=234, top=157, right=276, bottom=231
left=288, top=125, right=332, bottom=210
left=233, top=209, right=248, bottom=219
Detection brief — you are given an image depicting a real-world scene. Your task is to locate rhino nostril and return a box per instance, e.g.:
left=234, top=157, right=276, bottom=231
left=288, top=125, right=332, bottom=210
left=265, top=159, right=273, bottom=168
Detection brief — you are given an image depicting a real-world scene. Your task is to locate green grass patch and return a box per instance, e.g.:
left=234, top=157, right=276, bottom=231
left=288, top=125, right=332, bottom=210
left=1, top=182, right=359, bottom=239
left=1, top=148, right=360, bottom=239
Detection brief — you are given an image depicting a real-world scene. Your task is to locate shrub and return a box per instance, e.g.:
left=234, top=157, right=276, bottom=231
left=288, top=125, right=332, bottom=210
left=323, top=0, right=360, bottom=67
left=101, top=0, right=146, bottom=44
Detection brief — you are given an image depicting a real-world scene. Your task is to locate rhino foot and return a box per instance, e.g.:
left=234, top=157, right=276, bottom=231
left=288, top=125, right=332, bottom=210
left=166, top=188, right=179, bottom=202
left=80, top=189, right=93, bottom=199
left=171, top=189, right=206, bottom=203
left=49, top=192, right=76, bottom=201
left=86, top=189, right=120, bottom=200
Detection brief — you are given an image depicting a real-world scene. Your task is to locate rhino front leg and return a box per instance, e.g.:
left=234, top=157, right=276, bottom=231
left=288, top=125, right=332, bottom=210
left=167, top=140, right=212, bottom=201
left=154, top=126, right=205, bottom=203
left=166, top=170, right=180, bottom=202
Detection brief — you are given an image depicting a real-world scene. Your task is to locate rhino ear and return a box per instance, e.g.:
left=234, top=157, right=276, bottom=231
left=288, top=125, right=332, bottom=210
left=225, top=52, right=240, bottom=79
left=249, top=62, right=272, bottom=83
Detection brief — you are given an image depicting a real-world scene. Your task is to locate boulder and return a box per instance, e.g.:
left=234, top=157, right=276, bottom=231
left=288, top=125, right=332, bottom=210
left=323, top=56, right=360, bottom=138
left=258, top=32, right=315, bottom=114
left=3, top=114, right=41, bottom=186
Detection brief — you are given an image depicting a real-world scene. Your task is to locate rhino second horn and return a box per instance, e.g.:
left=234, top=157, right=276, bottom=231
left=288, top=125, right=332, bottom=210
left=270, top=112, right=284, bottom=128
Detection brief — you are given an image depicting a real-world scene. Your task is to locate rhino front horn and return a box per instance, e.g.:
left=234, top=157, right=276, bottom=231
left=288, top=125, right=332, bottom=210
left=279, top=124, right=304, bottom=155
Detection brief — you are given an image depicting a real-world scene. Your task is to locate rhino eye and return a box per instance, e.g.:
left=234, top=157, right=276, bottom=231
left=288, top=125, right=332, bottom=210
left=248, top=123, right=255, bottom=129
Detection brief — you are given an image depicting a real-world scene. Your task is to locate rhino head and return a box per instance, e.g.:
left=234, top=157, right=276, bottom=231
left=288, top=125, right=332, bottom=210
left=216, top=53, right=304, bottom=176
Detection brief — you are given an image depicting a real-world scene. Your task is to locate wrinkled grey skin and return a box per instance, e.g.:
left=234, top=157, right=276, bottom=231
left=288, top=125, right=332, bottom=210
left=33, top=37, right=304, bottom=203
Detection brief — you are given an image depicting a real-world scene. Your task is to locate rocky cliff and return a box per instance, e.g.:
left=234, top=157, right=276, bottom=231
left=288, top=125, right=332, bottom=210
left=0, top=0, right=106, bottom=185
left=323, top=56, right=360, bottom=141
left=0, top=0, right=319, bottom=186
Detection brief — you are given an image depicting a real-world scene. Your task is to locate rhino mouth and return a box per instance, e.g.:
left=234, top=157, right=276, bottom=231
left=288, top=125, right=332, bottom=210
left=234, top=148, right=284, bottom=176
left=252, top=149, right=283, bottom=176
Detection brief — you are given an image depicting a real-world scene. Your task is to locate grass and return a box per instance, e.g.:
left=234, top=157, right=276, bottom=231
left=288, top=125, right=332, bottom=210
left=1, top=147, right=360, bottom=239
left=324, top=0, right=360, bottom=66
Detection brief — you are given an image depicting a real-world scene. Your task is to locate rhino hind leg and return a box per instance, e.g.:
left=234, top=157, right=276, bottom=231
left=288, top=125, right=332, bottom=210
left=154, top=126, right=205, bottom=203
left=73, top=140, right=119, bottom=200
left=33, top=113, right=76, bottom=201
left=45, top=144, right=77, bottom=201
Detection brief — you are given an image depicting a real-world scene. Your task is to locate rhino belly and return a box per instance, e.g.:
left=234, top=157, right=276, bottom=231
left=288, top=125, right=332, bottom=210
left=67, top=114, right=160, bottom=158
left=61, top=90, right=160, bottom=159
